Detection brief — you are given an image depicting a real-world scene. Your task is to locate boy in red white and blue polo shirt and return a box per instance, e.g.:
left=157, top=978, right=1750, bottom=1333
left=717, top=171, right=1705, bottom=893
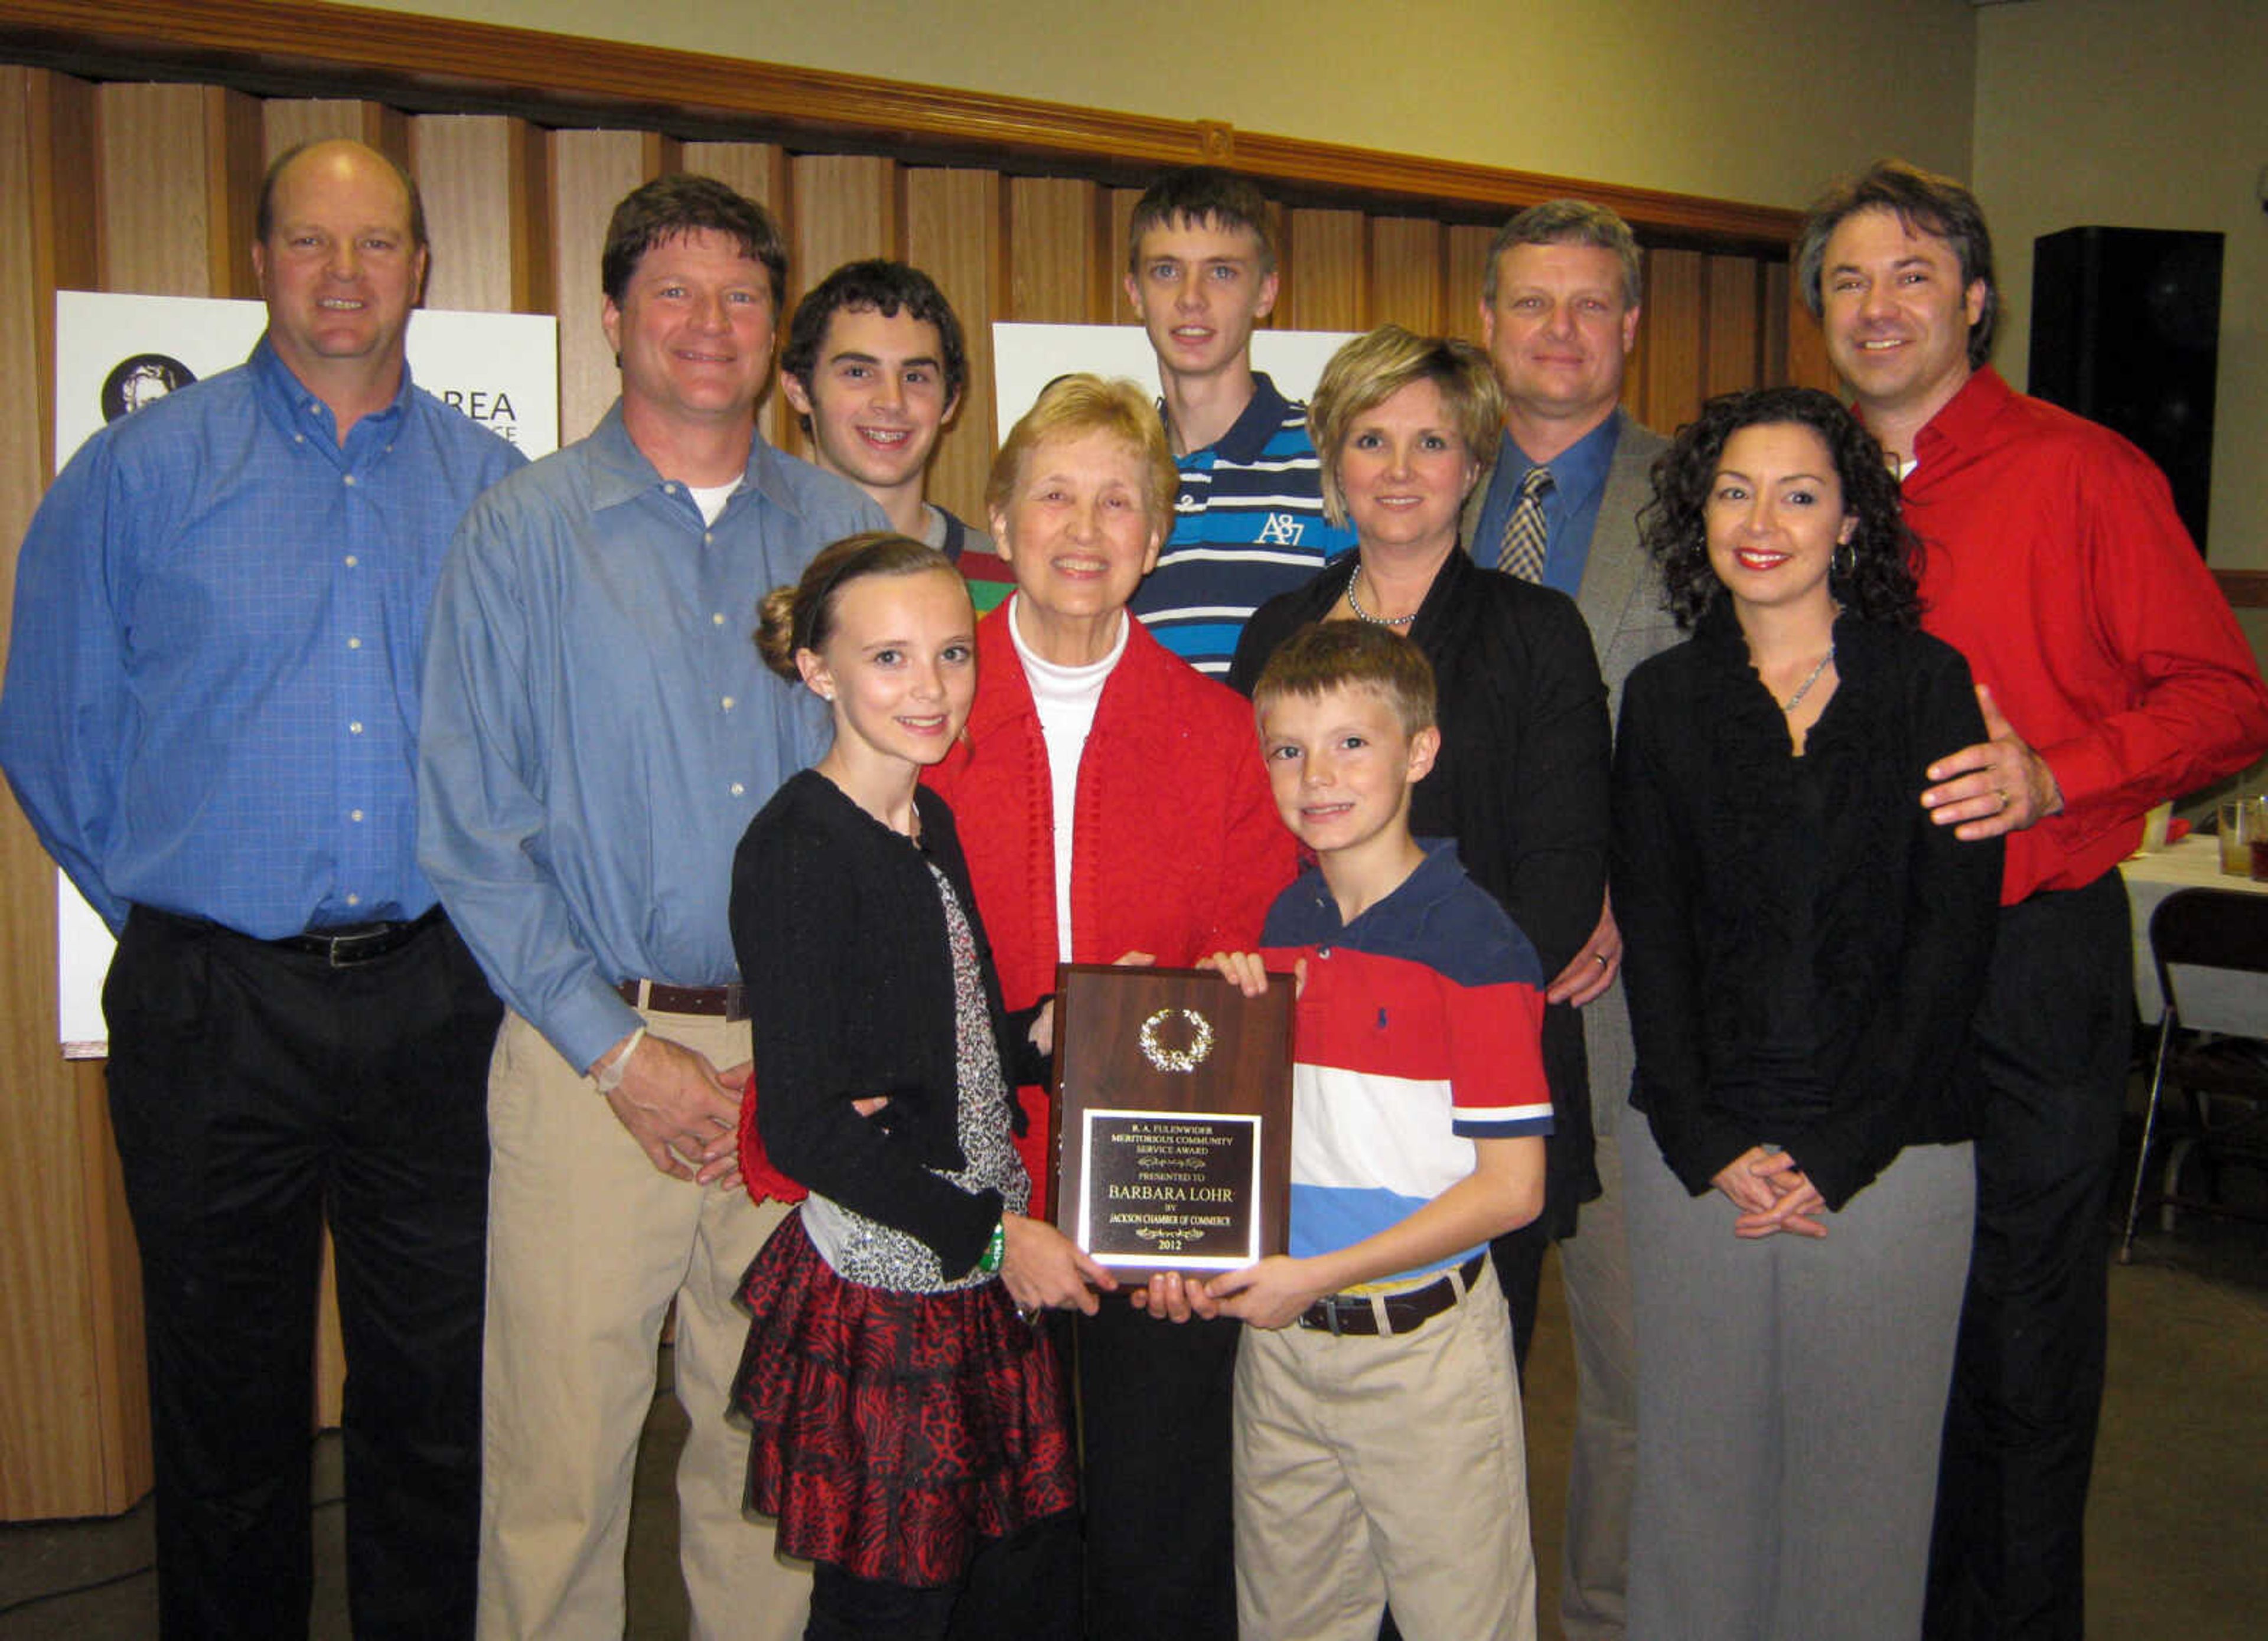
left=1197, top=621, right=1549, bottom=1641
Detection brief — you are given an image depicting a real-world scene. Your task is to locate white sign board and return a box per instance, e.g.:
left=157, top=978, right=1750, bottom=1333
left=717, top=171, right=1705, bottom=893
left=990, top=323, right=1362, bottom=439
left=48, top=293, right=561, bottom=1055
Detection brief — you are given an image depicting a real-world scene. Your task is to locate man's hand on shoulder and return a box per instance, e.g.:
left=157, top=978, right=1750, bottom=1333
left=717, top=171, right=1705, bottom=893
left=592, top=1031, right=744, bottom=1189
left=1921, top=684, right=2062, bottom=841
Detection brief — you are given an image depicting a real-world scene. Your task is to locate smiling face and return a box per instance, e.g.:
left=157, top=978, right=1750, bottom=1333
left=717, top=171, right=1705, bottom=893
left=1819, top=206, right=1985, bottom=433
left=602, top=227, right=776, bottom=434
left=253, top=141, right=426, bottom=390
left=797, top=566, right=977, bottom=775
left=1334, top=377, right=1481, bottom=563
left=990, top=428, right=1166, bottom=664
left=781, top=304, right=957, bottom=496
left=1704, top=421, right=1856, bottom=625
left=1123, top=215, right=1279, bottom=387
left=1259, top=683, right=1439, bottom=864
left=1480, top=240, right=1638, bottom=437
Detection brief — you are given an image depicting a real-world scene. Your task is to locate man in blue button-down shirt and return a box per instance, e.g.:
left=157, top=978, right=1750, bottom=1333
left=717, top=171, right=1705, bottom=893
left=0, top=140, right=526, bottom=1637
left=418, top=176, right=885, bottom=1641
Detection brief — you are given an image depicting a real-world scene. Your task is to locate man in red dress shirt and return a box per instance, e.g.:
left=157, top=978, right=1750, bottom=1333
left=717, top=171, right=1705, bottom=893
left=1799, top=159, right=2268, bottom=1641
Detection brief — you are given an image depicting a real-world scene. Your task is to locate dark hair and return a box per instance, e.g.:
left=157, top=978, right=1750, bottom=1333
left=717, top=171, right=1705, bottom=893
left=1253, top=621, right=1438, bottom=739
left=601, top=175, right=787, bottom=312
left=1640, top=386, right=1920, bottom=630
left=1126, top=167, right=1276, bottom=278
left=779, top=259, right=969, bottom=432
left=754, top=532, right=963, bottom=680
left=256, top=139, right=426, bottom=250
left=1796, top=159, right=1998, bottom=369
left=1481, top=198, right=1641, bottom=309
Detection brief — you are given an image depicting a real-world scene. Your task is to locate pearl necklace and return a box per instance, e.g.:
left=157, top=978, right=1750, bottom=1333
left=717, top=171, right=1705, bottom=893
left=1344, top=567, right=1415, bottom=627
left=1780, top=644, right=1836, bottom=713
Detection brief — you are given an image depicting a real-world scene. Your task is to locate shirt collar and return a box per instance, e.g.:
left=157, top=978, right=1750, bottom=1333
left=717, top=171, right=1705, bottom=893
left=1909, top=365, right=2012, bottom=467
left=1505, top=406, right=1622, bottom=503
left=249, top=331, right=413, bottom=449
left=1167, top=370, right=1293, bottom=465
left=582, top=400, right=803, bottom=518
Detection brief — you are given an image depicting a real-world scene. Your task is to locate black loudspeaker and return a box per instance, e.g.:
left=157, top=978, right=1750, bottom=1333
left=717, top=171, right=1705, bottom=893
left=2029, top=226, right=2223, bottom=554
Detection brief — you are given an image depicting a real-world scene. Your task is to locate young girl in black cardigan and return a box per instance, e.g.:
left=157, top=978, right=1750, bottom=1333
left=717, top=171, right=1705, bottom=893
left=729, top=532, right=1113, bottom=1640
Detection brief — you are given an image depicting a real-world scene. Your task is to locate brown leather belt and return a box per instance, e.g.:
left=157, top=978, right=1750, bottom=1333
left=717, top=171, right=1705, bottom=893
left=614, top=978, right=745, bottom=1019
left=1296, top=1252, right=1487, bottom=1337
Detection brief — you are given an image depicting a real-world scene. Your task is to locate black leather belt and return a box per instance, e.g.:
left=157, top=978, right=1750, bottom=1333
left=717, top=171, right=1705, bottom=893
left=274, top=905, right=445, bottom=967
left=1296, top=1252, right=1487, bottom=1337
left=614, top=978, right=745, bottom=1019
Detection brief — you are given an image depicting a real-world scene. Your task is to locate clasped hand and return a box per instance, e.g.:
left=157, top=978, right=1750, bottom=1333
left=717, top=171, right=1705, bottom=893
left=1713, top=1146, right=1827, bottom=1239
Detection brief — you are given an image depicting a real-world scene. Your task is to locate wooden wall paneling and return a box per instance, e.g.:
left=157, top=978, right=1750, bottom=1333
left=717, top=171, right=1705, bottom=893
left=904, top=167, right=1005, bottom=524
left=548, top=129, right=676, bottom=445
left=1638, top=247, right=1705, bottom=438
left=1278, top=207, right=1364, bottom=333
left=1366, top=217, right=1444, bottom=335
left=0, top=64, right=151, bottom=1521
left=1107, top=187, right=1142, bottom=325
left=260, top=97, right=408, bottom=166
left=786, top=152, right=902, bottom=461
left=94, top=81, right=260, bottom=299
left=679, top=141, right=788, bottom=443
left=1703, top=254, right=1762, bottom=399
left=1762, top=262, right=1791, bottom=388
left=1444, top=224, right=1497, bottom=344
left=1007, top=177, right=1106, bottom=324
left=1783, top=275, right=1839, bottom=394
left=411, top=115, right=550, bottom=316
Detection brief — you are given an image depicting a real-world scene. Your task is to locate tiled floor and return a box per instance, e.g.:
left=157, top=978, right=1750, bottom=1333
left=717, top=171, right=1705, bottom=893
left=4, top=1152, right=2262, bottom=1639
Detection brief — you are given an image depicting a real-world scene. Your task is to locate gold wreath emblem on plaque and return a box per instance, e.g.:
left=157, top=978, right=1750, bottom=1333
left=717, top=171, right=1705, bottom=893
left=1138, top=1007, right=1214, bottom=1074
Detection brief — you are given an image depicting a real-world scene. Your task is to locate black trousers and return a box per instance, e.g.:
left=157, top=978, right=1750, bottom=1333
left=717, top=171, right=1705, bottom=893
left=1076, top=1298, right=1243, bottom=1641
left=103, top=905, right=501, bottom=1640
left=1925, top=875, right=2132, bottom=1641
left=805, top=1514, right=1080, bottom=1640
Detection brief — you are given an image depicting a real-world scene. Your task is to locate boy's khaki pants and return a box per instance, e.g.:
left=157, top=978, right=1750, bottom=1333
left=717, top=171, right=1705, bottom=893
left=1232, top=1258, right=1537, bottom=1641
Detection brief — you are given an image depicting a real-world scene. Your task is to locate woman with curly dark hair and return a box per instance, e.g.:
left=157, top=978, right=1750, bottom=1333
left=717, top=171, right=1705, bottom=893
left=1612, top=386, right=2002, bottom=1638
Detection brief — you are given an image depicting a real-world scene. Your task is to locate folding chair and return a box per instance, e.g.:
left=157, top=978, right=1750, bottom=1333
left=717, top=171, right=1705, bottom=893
left=2119, top=887, right=2268, bottom=1262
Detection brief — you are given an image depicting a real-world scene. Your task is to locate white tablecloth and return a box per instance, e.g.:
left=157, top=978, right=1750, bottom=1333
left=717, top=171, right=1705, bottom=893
left=2118, top=834, right=2268, bottom=1034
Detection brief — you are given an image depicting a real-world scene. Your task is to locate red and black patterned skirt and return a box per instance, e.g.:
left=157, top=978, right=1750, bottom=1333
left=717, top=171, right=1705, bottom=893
left=732, top=1209, right=1076, bottom=1587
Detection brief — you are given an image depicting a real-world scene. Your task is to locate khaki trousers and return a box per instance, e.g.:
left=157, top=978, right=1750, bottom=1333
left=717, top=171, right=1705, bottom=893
left=476, top=1008, right=810, bottom=1640
left=1233, top=1260, right=1537, bottom=1641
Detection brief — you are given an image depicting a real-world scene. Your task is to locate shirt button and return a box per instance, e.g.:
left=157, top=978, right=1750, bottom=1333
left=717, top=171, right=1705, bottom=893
left=343, top=475, right=357, bottom=487
left=349, top=809, right=364, bottom=822
left=721, top=696, right=735, bottom=712
left=348, top=720, right=364, bottom=735
left=345, top=893, right=361, bottom=907
left=729, top=781, right=745, bottom=797
left=344, top=554, right=359, bottom=568
left=347, top=637, right=363, bottom=650
left=294, top=433, right=307, bottom=444
left=711, top=612, right=726, bottom=627
left=664, top=482, right=679, bottom=495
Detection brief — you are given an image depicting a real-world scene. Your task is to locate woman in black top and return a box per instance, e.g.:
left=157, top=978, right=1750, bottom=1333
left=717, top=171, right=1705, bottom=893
left=1228, top=325, right=1609, bottom=1364
left=1612, top=387, right=2000, bottom=1639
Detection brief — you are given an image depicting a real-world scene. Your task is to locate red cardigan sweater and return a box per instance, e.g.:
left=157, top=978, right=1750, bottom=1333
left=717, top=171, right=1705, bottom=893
left=923, top=604, right=1298, bottom=1213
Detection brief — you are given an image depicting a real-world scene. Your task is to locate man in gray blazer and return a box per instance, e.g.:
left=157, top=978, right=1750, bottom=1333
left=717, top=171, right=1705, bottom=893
left=1461, top=198, right=1674, bottom=1641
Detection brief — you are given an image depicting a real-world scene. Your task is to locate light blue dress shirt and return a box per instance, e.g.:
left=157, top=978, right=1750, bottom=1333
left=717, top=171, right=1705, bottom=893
left=0, top=336, right=526, bottom=937
left=1468, top=410, right=1626, bottom=597
left=416, top=403, right=887, bottom=1073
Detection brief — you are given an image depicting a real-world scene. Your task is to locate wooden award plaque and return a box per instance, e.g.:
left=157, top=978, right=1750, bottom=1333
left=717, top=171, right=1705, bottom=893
left=1049, top=964, right=1295, bottom=1275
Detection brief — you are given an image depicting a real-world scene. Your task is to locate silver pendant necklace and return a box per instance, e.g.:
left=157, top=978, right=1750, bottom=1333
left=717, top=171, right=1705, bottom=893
left=1780, top=645, right=1836, bottom=714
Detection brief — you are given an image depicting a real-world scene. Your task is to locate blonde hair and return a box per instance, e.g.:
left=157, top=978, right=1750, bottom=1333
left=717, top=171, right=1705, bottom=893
left=1306, top=326, right=1503, bottom=528
left=985, top=374, right=1177, bottom=526
left=754, top=531, right=963, bottom=680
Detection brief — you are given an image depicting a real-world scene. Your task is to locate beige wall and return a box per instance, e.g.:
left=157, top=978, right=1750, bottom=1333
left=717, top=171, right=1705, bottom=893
left=360, top=0, right=1977, bottom=211
left=1973, top=0, right=2267, bottom=569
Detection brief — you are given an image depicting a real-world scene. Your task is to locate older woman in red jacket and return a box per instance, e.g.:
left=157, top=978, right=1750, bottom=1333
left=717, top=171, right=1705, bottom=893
left=924, top=373, right=1293, bottom=1641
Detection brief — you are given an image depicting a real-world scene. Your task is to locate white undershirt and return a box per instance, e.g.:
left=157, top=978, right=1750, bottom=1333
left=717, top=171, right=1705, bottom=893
left=1006, top=594, right=1128, bottom=963
left=686, top=478, right=740, bottom=526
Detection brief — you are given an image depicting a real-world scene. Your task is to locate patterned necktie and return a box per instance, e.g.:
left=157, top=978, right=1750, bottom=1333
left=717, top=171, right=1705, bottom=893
left=1495, top=465, right=1555, bottom=581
